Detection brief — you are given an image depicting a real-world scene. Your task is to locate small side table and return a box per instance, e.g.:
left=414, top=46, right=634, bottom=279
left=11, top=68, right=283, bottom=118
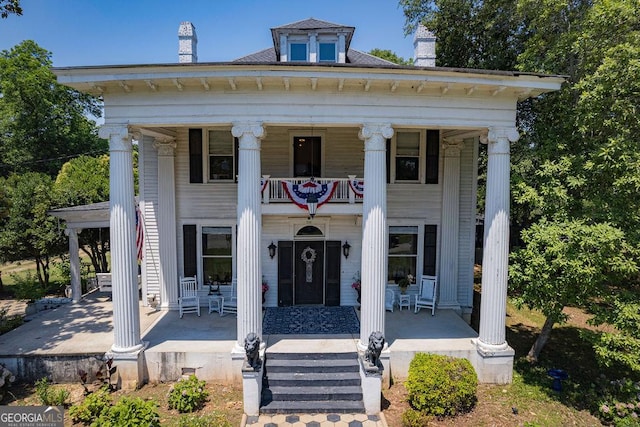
left=208, top=295, right=224, bottom=316
left=398, top=294, right=411, bottom=311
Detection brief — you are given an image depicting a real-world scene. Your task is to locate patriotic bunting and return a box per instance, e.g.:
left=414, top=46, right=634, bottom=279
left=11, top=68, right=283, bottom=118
left=260, top=177, right=269, bottom=193
left=348, top=179, right=364, bottom=198
left=281, top=179, right=338, bottom=211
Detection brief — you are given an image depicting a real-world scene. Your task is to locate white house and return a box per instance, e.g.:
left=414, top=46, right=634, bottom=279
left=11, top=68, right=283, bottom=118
left=53, top=18, right=563, bottom=397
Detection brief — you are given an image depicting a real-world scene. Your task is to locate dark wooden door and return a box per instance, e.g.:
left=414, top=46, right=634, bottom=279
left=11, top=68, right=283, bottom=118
left=277, top=241, right=293, bottom=306
left=294, top=241, right=324, bottom=305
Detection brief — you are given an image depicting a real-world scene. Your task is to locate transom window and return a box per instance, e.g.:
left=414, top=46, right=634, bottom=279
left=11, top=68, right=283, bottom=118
left=208, top=130, right=234, bottom=181
left=202, top=227, right=232, bottom=284
left=395, top=132, right=420, bottom=181
left=388, top=226, right=418, bottom=283
left=290, top=43, right=308, bottom=61
left=319, top=42, right=336, bottom=62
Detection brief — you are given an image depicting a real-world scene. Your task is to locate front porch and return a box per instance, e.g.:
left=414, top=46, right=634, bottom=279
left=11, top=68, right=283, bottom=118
left=0, top=293, right=481, bottom=386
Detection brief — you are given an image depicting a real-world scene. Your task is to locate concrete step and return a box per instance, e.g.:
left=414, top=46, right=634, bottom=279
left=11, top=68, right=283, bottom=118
left=263, top=385, right=363, bottom=401
left=266, top=358, right=358, bottom=373
left=266, top=352, right=358, bottom=361
left=265, top=371, right=361, bottom=387
left=260, top=399, right=365, bottom=414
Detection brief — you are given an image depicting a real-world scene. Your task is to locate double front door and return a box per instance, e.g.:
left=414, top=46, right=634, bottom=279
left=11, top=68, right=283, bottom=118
left=277, top=240, right=341, bottom=306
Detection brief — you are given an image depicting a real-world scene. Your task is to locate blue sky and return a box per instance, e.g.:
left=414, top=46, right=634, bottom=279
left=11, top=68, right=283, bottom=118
left=0, top=0, right=416, bottom=67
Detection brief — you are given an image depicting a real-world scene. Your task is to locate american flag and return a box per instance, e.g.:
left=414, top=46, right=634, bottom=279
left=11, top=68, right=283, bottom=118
left=135, top=204, right=144, bottom=261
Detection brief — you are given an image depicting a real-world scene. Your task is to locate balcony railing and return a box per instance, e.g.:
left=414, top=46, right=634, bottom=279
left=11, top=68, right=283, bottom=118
left=262, top=176, right=363, bottom=204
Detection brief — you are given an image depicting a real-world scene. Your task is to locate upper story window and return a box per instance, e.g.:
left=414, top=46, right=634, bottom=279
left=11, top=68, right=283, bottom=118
left=290, top=43, right=308, bottom=61
left=319, top=42, right=336, bottom=62
left=395, top=131, right=421, bottom=181
left=208, top=130, right=235, bottom=181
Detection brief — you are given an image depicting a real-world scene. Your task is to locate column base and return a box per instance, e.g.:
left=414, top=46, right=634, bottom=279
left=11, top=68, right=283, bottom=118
left=106, top=341, right=148, bottom=390
left=471, top=338, right=514, bottom=384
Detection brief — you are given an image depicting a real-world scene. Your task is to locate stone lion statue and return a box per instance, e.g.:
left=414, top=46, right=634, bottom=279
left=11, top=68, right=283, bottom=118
left=364, top=331, right=385, bottom=368
left=244, top=332, right=261, bottom=370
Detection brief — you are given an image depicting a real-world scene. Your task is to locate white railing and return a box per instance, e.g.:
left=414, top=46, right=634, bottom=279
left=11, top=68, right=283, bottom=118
left=262, top=176, right=363, bottom=204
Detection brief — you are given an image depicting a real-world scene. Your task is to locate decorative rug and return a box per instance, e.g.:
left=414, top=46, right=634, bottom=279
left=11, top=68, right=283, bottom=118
left=262, top=306, right=360, bottom=335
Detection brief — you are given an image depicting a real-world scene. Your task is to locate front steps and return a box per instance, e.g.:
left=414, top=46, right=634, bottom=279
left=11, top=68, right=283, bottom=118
left=260, top=352, right=365, bottom=414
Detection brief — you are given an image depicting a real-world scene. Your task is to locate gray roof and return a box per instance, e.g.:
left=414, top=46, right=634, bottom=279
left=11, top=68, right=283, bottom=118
left=233, top=48, right=396, bottom=66
left=272, top=17, right=354, bottom=31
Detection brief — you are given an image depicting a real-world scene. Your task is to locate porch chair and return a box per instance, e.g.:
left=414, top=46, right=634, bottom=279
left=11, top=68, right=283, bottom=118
left=179, top=276, right=200, bottom=318
left=385, top=288, right=395, bottom=312
left=221, top=279, right=238, bottom=315
left=414, top=275, right=437, bottom=316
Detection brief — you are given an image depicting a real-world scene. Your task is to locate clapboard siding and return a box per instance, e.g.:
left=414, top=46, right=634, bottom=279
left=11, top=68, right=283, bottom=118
left=140, top=135, right=161, bottom=299
left=457, top=138, right=477, bottom=309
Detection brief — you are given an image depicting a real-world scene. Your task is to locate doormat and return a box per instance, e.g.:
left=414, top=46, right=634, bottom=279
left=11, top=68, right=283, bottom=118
left=263, top=306, right=360, bottom=335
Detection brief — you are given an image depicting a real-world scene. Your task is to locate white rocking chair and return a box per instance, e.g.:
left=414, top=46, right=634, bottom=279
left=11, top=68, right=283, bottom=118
left=179, top=276, right=200, bottom=318
left=414, top=275, right=437, bottom=316
left=385, top=288, right=395, bottom=312
left=221, top=279, right=238, bottom=315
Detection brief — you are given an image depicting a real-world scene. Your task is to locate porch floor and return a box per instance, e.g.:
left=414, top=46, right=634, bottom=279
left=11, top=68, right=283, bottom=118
left=0, top=292, right=479, bottom=383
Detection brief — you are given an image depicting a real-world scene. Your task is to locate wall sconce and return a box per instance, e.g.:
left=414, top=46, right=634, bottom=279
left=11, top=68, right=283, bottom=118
left=342, top=241, right=351, bottom=259
left=268, top=241, right=277, bottom=259
left=306, top=192, right=318, bottom=219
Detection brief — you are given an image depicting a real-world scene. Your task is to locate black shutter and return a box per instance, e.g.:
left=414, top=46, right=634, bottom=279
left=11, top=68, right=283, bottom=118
left=183, top=225, right=197, bottom=277
left=189, top=129, right=203, bottom=183
left=277, top=241, right=294, bottom=306
left=386, top=138, right=391, bottom=184
left=423, top=225, right=437, bottom=276
left=425, top=130, right=439, bottom=184
left=325, top=241, right=341, bottom=306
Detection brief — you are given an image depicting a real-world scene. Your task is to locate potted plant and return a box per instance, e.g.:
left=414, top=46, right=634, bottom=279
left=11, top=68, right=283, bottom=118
left=262, top=277, right=269, bottom=304
left=398, top=274, right=414, bottom=294
left=351, top=271, right=361, bottom=304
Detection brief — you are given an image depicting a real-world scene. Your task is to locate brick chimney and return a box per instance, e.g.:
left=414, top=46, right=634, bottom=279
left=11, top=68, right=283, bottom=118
left=413, top=24, right=436, bottom=67
left=178, top=22, right=198, bottom=63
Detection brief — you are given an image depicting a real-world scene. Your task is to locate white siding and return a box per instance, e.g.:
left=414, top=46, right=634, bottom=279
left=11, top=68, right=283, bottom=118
left=140, top=135, right=161, bottom=299
left=457, top=138, right=478, bottom=309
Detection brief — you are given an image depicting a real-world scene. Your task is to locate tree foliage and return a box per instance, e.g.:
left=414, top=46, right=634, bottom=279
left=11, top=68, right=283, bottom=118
left=0, top=40, right=105, bottom=178
left=0, top=172, right=66, bottom=287
left=0, top=0, right=21, bottom=19
left=368, top=48, right=413, bottom=65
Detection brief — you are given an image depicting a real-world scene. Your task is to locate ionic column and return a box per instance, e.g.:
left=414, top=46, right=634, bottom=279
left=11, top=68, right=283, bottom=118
left=477, top=127, right=519, bottom=352
left=438, top=138, right=464, bottom=311
left=65, top=228, right=82, bottom=303
left=358, top=124, right=393, bottom=349
left=232, top=123, right=265, bottom=348
left=154, top=138, right=178, bottom=310
left=98, top=124, right=143, bottom=354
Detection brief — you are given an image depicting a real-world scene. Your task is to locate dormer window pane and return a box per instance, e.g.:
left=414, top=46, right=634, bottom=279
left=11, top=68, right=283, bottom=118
left=290, top=43, right=307, bottom=61
left=319, top=43, right=336, bottom=62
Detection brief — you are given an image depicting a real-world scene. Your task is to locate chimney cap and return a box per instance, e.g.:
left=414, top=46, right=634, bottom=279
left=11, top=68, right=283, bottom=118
left=413, top=24, right=435, bottom=42
left=179, top=21, right=197, bottom=38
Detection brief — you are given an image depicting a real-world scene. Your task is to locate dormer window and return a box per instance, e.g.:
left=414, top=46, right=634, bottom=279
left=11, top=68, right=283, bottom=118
left=319, top=42, right=336, bottom=62
left=290, top=43, right=308, bottom=62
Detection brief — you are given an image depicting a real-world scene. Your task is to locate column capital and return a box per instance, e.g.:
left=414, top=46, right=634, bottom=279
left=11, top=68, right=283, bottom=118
left=442, top=138, right=465, bottom=156
left=488, top=127, right=519, bottom=143
left=359, top=124, right=393, bottom=151
left=153, top=138, right=177, bottom=156
left=232, top=122, right=266, bottom=140
left=99, top=124, right=133, bottom=152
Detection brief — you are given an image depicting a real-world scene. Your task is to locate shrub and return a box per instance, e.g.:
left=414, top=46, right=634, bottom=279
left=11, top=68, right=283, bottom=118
left=35, top=377, right=70, bottom=406
left=93, top=396, right=160, bottom=427
left=174, top=412, right=232, bottom=427
left=402, top=408, right=432, bottom=427
left=596, top=377, right=640, bottom=426
left=405, top=353, right=478, bottom=417
left=68, top=386, right=111, bottom=424
left=0, top=364, right=16, bottom=402
left=167, top=375, right=209, bottom=413
left=0, top=308, right=23, bottom=335
left=12, top=272, right=45, bottom=302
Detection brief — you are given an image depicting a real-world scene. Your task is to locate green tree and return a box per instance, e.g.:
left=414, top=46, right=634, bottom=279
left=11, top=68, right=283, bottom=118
left=368, top=48, right=413, bottom=65
left=0, top=0, right=21, bottom=18
left=0, top=40, right=105, bottom=178
left=509, top=221, right=637, bottom=362
left=54, top=155, right=111, bottom=273
left=0, top=172, right=66, bottom=287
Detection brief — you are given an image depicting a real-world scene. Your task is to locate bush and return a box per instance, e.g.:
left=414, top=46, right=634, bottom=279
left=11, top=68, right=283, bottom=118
left=68, top=386, right=111, bottom=424
left=167, top=375, right=209, bottom=413
left=93, top=396, right=160, bottom=427
left=405, top=353, right=478, bottom=417
left=35, top=377, right=69, bottom=406
left=12, top=272, right=45, bottom=302
left=596, top=377, right=640, bottom=426
left=0, top=307, right=23, bottom=335
left=174, top=412, right=232, bottom=427
left=402, top=408, right=432, bottom=427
